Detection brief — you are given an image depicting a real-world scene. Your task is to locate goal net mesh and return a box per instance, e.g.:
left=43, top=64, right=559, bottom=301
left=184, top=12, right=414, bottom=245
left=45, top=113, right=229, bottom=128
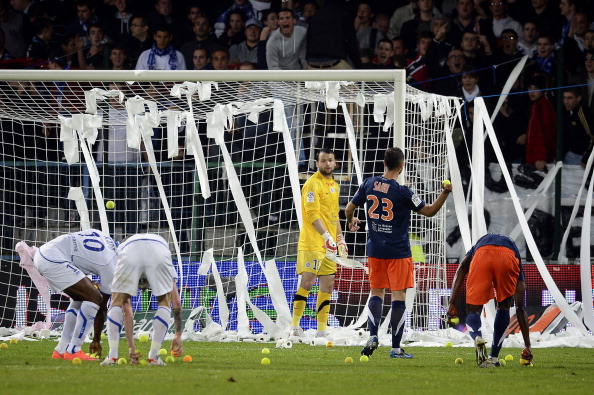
left=0, top=71, right=459, bottom=340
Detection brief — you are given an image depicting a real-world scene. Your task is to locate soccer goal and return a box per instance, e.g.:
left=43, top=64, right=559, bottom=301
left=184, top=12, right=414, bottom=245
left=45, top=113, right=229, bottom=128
left=0, top=69, right=459, bottom=340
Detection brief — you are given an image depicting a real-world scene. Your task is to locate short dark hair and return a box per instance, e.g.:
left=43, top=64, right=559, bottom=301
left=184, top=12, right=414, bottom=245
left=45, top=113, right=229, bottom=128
left=563, top=87, right=582, bottom=97
left=384, top=147, right=404, bottom=171
left=278, top=8, right=295, bottom=18
left=316, top=147, right=334, bottom=161
left=501, top=28, right=518, bottom=39
left=154, top=24, right=172, bottom=35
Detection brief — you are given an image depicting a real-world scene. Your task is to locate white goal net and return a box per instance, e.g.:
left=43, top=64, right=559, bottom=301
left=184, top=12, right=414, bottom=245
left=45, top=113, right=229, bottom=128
left=0, top=70, right=459, bottom=340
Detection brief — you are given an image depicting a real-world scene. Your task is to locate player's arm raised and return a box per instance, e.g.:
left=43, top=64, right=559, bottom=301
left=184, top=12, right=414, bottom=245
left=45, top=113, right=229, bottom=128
left=418, top=182, right=452, bottom=217
left=170, top=281, right=183, bottom=357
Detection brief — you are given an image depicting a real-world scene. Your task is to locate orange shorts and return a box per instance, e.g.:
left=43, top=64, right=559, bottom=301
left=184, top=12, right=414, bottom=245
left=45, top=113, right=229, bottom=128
left=466, top=245, right=520, bottom=305
left=368, top=257, right=414, bottom=291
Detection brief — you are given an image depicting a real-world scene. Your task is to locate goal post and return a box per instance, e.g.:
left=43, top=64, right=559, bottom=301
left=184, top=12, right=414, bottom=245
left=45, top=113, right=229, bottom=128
left=0, top=69, right=458, bottom=339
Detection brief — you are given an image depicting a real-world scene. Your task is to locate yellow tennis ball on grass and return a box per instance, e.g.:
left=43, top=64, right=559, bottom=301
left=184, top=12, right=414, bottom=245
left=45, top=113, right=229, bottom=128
left=139, top=334, right=149, bottom=343
left=117, top=358, right=127, bottom=365
left=345, top=357, right=353, bottom=364
left=159, top=348, right=167, bottom=356
left=139, top=359, right=147, bottom=366
left=445, top=341, right=453, bottom=347
left=72, top=357, right=82, bottom=365
left=0, top=343, right=7, bottom=349
left=9, top=338, right=18, bottom=344
left=454, top=358, right=463, bottom=365
left=261, top=357, right=270, bottom=365
left=106, top=200, right=115, bottom=209
left=499, top=358, right=507, bottom=366
left=505, top=354, right=514, bottom=362
left=261, top=348, right=270, bottom=355
left=165, top=355, right=175, bottom=363
left=360, top=355, right=369, bottom=362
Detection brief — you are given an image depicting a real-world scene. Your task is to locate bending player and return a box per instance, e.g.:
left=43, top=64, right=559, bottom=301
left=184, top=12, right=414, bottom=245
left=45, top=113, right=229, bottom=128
left=102, top=233, right=182, bottom=366
left=447, top=233, right=533, bottom=367
left=33, top=229, right=117, bottom=361
left=345, top=147, right=451, bottom=358
left=290, top=148, right=347, bottom=338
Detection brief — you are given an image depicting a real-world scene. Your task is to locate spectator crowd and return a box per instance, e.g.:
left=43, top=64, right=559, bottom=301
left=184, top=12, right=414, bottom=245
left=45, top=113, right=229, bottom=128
left=1, top=0, right=594, bottom=173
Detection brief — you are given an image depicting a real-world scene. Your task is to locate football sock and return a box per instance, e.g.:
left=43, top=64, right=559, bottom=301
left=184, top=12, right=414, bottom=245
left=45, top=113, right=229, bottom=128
left=490, top=309, right=510, bottom=358
left=367, top=296, right=383, bottom=337
left=390, top=300, right=406, bottom=348
left=466, top=312, right=482, bottom=340
left=291, top=287, right=309, bottom=327
left=106, top=306, right=124, bottom=359
left=55, top=301, right=80, bottom=354
left=69, top=301, right=99, bottom=353
left=149, top=306, right=171, bottom=360
left=316, top=292, right=332, bottom=332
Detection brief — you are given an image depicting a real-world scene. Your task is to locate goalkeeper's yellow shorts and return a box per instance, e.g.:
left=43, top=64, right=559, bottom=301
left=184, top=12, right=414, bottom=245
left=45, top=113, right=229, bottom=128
left=297, top=250, right=336, bottom=276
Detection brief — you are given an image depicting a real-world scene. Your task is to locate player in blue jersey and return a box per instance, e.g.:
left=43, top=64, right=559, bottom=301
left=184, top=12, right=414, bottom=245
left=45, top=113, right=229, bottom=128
left=447, top=233, right=533, bottom=367
left=33, top=229, right=117, bottom=361
left=345, top=147, right=451, bottom=358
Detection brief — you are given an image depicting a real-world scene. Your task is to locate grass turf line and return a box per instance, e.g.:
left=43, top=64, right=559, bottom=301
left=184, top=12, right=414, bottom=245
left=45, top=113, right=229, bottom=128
left=0, top=340, right=592, bottom=394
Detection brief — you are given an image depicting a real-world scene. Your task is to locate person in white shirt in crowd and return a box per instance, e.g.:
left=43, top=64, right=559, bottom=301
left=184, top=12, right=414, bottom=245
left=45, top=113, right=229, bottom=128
left=136, top=24, right=186, bottom=70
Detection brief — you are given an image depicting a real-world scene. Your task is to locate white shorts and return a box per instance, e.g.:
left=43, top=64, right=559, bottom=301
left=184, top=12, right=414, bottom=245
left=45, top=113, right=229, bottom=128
left=33, top=251, right=85, bottom=293
left=112, top=234, right=174, bottom=296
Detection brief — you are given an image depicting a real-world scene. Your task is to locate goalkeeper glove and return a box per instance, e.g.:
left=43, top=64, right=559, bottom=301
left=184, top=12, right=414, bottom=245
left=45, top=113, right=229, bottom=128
left=322, top=231, right=337, bottom=258
left=336, top=234, right=348, bottom=258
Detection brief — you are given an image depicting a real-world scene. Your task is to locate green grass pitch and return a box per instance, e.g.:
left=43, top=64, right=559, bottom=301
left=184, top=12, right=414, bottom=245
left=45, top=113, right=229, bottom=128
left=0, top=339, right=593, bottom=394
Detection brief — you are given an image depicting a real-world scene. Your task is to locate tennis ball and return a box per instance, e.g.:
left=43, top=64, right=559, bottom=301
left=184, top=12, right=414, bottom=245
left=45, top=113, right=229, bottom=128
left=442, top=180, right=451, bottom=187
left=445, top=341, right=453, bottom=347
left=159, top=348, right=167, bottom=356
left=261, top=348, right=270, bottom=355
left=72, top=357, right=82, bottom=365
left=326, top=341, right=334, bottom=348
left=139, top=334, right=149, bottom=343
left=519, top=358, right=532, bottom=366
left=117, top=358, right=127, bottom=365
left=499, top=358, right=507, bottom=366
left=89, top=353, right=97, bottom=358
left=9, top=338, right=18, bottom=344
left=0, top=343, right=7, bottom=349
left=139, top=359, right=147, bottom=366
left=454, top=358, right=463, bottom=365
left=165, top=355, right=175, bottom=363
left=450, top=317, right=460, bottom=325
left=106, top=200, right=115, bottom=209
left=261, top=357, right=270, bottom=365
left=345, top=357, right=353, bottom=364
left=360, top=355, right=369, bottom=362
left=505, top=354, right=514, bottom=362
left=183, top=355, right=192, bottom=363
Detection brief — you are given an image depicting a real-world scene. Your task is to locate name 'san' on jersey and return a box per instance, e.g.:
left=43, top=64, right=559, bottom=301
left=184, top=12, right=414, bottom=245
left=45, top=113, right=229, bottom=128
left=39, top=229, right=118, bottom=275
left=298, top=172, right=340, bottom=251
left=352, top=176, right=425, bottom=259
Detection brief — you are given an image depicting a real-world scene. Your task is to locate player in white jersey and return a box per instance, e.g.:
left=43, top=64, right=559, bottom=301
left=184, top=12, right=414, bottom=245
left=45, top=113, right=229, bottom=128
left=33, top=229, right=117, bottom=361
left=102, top=233, right=182, bottom=366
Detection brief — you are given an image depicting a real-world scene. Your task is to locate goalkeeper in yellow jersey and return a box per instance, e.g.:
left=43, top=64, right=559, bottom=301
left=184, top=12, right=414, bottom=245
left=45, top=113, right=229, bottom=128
left=290, top=148, right=347, bottom=338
